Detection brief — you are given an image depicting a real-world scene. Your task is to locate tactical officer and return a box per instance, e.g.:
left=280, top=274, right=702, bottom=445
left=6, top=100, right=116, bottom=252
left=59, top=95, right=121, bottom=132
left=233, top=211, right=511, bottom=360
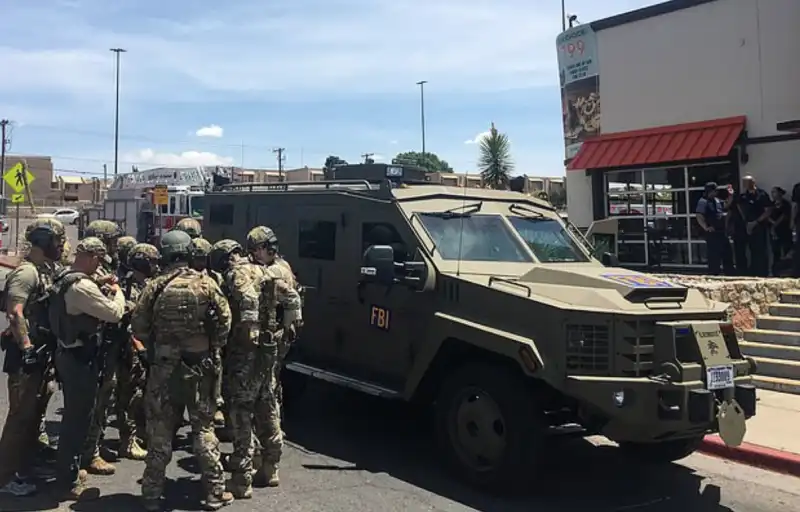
left=115, top=243, right=160, bottom=461
left=246, top=226, right=304, bottom=410
left=0, top=218, right=65, bottom=497
left=695, top=182, right=734, bottom=275
left=51, top=237, right=127, bottom=501
left=60, top=239, right=75, bottom=266
left=173, top=217, right=202, bottom=239
left=117, top=236, right=138, bottom=276
left=132, top=230, right=233, bottom=512
left=81, top=219, right=126, bottom=475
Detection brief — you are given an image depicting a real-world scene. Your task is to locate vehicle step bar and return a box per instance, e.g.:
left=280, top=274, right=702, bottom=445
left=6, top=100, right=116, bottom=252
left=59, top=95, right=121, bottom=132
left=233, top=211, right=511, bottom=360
left=285, top=362, right=401, bottom=399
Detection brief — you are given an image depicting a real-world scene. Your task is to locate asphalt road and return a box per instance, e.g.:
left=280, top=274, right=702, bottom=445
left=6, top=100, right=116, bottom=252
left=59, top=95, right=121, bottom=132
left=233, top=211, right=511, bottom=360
left=1, top=233, right=800, bottom=511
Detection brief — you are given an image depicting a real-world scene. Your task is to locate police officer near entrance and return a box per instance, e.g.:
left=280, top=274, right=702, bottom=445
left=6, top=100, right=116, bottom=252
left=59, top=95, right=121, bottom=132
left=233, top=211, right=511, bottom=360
left=696, top=182, right=734, bottom=275
left=0, top=218, right=65, bottom=497
left=738, top=175, right=773, bottom=277
left=51, top=237, right=127, bottom=501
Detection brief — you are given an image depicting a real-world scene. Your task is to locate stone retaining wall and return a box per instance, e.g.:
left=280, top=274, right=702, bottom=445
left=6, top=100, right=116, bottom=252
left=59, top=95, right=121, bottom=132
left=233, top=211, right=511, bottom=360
left=654, top=274, right=800, bottom=337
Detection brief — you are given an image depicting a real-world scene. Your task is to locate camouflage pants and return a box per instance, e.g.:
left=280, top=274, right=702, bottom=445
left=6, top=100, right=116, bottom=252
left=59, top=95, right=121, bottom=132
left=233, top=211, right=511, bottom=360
left=82, top=342, right=120, bottom=461
left=227, top=344, right=282, bottom=487
left=141, top=359, right=224, bottom=501
left=0, top=368, right=53, bottom=485
left=116, top=350, right=147, bottom=442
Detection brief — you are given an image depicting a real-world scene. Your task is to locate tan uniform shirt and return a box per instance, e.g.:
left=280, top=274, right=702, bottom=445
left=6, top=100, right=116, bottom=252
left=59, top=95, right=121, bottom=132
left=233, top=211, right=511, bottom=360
left=65, top=278, right=126, bottom=324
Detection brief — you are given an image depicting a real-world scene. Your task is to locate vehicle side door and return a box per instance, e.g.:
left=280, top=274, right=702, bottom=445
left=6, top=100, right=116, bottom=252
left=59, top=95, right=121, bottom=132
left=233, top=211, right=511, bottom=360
left=288, top=205, right=348, bottom=369
left=343, top=206, right=431, bottom=390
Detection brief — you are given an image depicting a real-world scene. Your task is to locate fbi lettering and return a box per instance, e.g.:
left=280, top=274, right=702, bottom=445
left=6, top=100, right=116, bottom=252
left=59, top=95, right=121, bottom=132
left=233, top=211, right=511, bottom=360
left=370, top=305, right=391, bottom=331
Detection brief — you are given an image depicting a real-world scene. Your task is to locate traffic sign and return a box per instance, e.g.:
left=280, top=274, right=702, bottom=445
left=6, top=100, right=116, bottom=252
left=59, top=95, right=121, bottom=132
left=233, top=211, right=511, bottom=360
left=11, top=193, right=25, bottom=203
left=3, top=163, right=36, bottom=193
left=153, top=185, right=169, bottom=206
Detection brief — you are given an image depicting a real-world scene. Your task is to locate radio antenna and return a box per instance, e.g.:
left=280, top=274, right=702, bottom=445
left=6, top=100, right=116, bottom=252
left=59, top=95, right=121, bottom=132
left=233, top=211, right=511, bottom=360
left=455, top=168, right=469, bottom=276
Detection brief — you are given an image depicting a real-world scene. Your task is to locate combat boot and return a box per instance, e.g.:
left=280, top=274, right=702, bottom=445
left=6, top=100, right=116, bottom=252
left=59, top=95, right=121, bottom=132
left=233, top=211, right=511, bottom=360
left=253, top=463, right=279, bottom=488
left=84, top=455, right=116, bottom=475
left=203, top=490, right=234, bottom=510
left=120, top=436, right=148, bottom=460
left=142, top=497, right=162, bottom=512
left=213, top=409, right=225, bottom=425
left=62, top=481, right=99, bottom=502
left=229, top=482, right=252, bottom=500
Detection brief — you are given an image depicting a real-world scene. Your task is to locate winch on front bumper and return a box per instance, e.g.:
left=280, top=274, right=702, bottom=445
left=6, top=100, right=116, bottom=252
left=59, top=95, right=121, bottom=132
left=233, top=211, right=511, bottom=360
left=564, top=320, right=757, bottom=446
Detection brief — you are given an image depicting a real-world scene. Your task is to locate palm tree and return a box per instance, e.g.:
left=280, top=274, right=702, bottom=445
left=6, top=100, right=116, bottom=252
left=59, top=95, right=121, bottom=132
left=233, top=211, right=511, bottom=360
left=478, top=123, right=514, bottom=189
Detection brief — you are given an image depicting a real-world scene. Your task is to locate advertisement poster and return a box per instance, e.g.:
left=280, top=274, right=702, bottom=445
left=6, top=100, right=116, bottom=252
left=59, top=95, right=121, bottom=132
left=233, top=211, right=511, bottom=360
left=556, top=25, right=601, bottom=160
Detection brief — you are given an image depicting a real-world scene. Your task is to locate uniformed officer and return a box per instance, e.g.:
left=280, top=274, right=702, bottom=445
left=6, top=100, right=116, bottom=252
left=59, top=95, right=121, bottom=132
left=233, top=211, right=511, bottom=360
left=51, top=237, right=127, bottom=501
left=246, top=226, right=303, bottom=410
left=0, top=218, right=65, bottom=497
left=81, top=219, right=126, bottom=475
left=132, top=230, right=233, bottom=512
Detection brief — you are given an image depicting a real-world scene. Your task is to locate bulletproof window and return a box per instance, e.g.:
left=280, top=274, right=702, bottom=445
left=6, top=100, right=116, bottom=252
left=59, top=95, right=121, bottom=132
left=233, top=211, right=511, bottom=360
left=298, top=220, right=336, bottom=260
left=209, top=203, right=234, bottom=225
left=361, top=222, right=408, bottom=260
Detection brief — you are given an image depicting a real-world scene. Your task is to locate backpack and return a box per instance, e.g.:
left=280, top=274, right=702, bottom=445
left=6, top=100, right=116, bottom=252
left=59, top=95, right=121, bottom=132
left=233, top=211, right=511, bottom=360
left=152, top=269, right=208, bottom=342
left=48, top=270, right=90, bottom=343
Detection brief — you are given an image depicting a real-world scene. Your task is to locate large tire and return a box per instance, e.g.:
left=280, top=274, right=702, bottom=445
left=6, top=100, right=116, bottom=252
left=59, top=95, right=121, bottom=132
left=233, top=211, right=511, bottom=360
left=434, top=363, right=546, bottom=492
left=618, top=436, right=703, bottom=463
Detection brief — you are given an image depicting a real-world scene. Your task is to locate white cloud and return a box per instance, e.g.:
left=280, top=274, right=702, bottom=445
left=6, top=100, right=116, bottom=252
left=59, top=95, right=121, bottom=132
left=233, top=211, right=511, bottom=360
left=0, top=1, right=656, bottom=99
left=123, top=148, right=234, bottom=168
left=195, top=124, right=223, bottom=138
left=389, top=140, right=398, bottom=145
left=465, top=131, right=491, bottom=145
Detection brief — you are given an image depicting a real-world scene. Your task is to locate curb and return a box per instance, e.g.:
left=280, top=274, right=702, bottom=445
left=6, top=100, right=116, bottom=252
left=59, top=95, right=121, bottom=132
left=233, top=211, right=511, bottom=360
left=699, top=435, right=800, bottom=477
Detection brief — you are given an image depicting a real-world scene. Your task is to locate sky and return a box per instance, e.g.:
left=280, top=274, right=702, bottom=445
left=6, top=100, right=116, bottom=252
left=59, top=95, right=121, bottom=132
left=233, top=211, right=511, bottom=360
left=0, top=0, right=660, bottom=179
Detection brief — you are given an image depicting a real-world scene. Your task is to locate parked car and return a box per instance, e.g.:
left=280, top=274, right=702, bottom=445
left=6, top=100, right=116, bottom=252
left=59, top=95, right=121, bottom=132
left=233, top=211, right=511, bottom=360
left=36, top=208, right=80, bottom=225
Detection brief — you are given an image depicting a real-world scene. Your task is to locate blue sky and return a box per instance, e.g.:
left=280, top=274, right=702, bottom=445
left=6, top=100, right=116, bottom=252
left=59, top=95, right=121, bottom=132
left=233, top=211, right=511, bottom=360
left=0, top=0, right=658, bottom=179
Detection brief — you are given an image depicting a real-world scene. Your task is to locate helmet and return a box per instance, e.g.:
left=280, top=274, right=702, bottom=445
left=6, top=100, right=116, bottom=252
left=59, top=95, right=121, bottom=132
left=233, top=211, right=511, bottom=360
left=26, top=218, right=65, bottom=247
left=174, top=218, right=202, bottom=239
left=246, top=226, right=278, bottom=252
left=159, top=229, right=193, bottom=261
left=75, top=236, right=109, bottom=261
left=191, top=237, right=213, bottom=257
left=117, top=236, right=137, bottom=264
left=85, top=220, right=123, bottom=242
left=129, top=243, right=160, bottom=263
left=209, top=239, right=242, bottom=271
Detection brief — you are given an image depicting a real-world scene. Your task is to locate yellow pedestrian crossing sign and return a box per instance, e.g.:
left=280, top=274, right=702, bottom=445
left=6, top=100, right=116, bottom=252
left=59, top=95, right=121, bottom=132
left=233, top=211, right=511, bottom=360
left=3, top=162, right=36, bottom=193
left=11, top=193, right=25, bottom=203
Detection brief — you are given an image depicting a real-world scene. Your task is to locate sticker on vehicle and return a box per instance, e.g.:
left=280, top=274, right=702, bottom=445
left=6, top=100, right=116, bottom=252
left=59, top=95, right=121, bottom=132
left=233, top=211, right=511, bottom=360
left=370, top=305, right=391, bottom=331
left=600, top=273, right=676, bottom=288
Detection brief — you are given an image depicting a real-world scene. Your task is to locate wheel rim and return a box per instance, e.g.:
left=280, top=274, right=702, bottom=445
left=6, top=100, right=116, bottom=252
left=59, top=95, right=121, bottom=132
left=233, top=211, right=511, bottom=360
left=447, top=386, right=508, bottom=472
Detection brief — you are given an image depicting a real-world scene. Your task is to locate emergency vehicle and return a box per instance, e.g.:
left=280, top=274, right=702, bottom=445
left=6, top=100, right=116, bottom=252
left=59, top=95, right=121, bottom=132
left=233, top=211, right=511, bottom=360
left=80, top=166, right=211, bottom=243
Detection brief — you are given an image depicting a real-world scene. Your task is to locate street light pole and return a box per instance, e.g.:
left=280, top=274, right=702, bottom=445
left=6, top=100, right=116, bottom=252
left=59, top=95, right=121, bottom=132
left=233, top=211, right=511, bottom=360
left=561, top=0, right=566, bottom=31
left=416, top=80, right=427, bottom=162
left=110, top=48, right=126, bottom=176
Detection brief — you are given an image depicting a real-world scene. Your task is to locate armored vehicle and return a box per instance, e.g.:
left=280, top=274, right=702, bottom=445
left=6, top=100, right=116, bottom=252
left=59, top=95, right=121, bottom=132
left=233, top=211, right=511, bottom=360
left=203, top=163, right=757, bottom=491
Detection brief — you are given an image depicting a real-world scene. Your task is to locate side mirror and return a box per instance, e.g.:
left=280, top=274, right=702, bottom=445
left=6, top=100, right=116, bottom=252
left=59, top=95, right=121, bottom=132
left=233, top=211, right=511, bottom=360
left=601, top=252, right=620, bottom=267
left=360, top=245, right=396, bottom=286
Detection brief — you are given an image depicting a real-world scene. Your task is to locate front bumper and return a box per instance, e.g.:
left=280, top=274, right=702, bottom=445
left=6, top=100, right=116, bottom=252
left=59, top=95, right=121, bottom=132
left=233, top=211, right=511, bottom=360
left=564, top=373, right=757, bottom=443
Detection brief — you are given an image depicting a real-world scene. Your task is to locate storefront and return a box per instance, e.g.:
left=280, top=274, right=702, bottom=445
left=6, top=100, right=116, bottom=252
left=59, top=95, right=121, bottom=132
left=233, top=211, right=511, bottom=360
left=559, top=0, right=800, bottom=270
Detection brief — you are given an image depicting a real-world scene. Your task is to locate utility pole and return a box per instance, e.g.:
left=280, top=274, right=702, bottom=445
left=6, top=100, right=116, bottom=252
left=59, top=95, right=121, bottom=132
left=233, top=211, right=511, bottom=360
left=110, top=48, right=127, bottom=176
left=361, top=152, right=374, bottom=163
left=0, top=119, right=9, bottom=198
left=273, top=147, right=285, bottom=181
left=416, top=81, right=427, bottom=162
left=561, top=0, right=566, bottom=31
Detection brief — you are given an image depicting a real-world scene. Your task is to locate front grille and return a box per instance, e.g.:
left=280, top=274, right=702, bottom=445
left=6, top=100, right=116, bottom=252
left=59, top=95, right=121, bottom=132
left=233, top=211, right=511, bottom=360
left=565, top=324, right=610, bottom=373
left=617, top=320, right=655, bottom=377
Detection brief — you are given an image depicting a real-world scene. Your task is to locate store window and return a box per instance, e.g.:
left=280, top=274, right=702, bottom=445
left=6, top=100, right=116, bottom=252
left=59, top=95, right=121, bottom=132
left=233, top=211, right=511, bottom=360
left=604, top=161, right=737, bottom=268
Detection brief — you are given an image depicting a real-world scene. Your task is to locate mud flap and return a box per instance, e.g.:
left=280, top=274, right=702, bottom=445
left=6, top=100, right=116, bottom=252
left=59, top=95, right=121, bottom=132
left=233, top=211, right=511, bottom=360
left=717, top=398, right=746, bottom=447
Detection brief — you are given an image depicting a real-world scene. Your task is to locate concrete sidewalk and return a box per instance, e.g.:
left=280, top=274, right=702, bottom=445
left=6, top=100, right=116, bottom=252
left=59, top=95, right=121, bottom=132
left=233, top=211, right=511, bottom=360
left=700, top=389, right=800, bottom=476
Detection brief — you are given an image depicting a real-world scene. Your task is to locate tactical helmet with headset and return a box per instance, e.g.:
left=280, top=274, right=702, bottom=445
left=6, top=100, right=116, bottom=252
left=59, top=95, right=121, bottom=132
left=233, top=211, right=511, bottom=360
left=246, top=226, right=279, bottom=253
left=128, top=243, right=160, bottom=277
left=209, top=239, right=243, bottom=272
left=26, top=222, right=64, bottom=261
left=159, top=229, right=193, bottom=263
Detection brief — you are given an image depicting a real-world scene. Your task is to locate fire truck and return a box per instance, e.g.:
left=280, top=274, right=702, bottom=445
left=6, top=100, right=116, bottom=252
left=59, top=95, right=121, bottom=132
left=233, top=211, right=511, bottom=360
left=79, top=166, right=211, bottom=243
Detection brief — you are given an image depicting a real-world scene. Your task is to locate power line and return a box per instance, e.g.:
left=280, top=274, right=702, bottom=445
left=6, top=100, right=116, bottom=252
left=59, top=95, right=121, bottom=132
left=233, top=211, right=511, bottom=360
left=273, top=147, right=285, bottom=181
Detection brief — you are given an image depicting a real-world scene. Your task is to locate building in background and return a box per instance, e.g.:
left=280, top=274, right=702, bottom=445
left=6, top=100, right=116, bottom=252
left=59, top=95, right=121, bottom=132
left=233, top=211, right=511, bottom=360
left=560, top=0, right=800, bottom=270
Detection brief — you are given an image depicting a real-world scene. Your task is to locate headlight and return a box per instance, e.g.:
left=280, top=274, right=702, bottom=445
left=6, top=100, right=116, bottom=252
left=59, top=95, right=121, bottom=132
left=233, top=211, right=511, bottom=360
left=613, top=390, right=625, bottom=407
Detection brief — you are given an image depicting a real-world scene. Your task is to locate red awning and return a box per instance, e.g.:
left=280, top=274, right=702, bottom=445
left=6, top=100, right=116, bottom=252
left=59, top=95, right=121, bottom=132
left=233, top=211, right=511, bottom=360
left=567, top=116, right=746, bottom=170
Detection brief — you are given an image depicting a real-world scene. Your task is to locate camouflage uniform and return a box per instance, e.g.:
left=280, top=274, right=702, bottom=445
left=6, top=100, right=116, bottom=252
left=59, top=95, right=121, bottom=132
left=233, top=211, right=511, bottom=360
left=115, top=243, right=159, bottom=461
left=0, top=218, right=64, bottom=494
left=173, top=218, right=202, bottom=239
left=60, top=239, right=74, bottom=266
left=81, top=219, right=124, bottom=475
left=246, top=227, right=304, bottom=411
left=226, top=232, right=302, bottom=495
left=132, top=230, right=232, bottom=511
